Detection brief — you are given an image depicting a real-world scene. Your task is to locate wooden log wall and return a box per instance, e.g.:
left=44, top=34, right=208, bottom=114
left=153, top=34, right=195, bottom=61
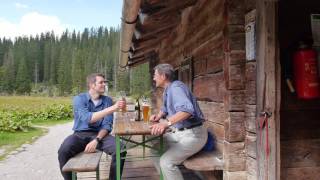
left=151, top=0, right=255, bottom=179
left=279, top=1, right=320, bottom=179
left=244, top=1, right=257, bottom=180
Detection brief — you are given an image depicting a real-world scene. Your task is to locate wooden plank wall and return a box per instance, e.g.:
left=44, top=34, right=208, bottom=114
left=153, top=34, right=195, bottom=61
left=151, top=0, right=254, bottom=179
left=244, top=1, right=257, bottom=180
left=279, top=1, right=320, bottom=180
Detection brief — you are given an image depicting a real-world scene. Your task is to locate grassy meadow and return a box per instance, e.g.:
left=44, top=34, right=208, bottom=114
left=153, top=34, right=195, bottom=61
left=0, top=96, right=73, bottom=160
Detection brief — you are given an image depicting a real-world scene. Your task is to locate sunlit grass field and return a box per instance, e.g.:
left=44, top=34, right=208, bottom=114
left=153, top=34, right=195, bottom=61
left=0, top=96, right=72, bottom=112
left=0, top=96, right=73, bottom=160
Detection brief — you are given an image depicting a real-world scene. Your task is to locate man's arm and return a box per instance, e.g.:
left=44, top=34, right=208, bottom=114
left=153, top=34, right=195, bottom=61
left=90, top=100, right=125, bottom=123
left=84, top=129, right=108, bottom=153
left=150, top=110, right=166, bottom=122
left=150, top=111, right=191, bottom=135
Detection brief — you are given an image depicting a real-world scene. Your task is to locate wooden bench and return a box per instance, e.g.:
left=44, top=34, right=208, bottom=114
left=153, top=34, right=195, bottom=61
left=183, top=150, right=224, bottom=180
left=62, top=151, right=103, bottom=180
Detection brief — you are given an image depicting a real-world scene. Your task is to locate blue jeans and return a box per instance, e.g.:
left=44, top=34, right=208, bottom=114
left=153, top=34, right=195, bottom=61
left=58, top=131, right=126, bottom=180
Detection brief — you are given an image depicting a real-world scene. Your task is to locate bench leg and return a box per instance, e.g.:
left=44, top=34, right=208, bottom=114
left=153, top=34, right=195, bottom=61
left=116, top=135, right=121, bottom=180
left=72, top=172, right=77, bottom=180
left=96, top=164, right=100, bottom=180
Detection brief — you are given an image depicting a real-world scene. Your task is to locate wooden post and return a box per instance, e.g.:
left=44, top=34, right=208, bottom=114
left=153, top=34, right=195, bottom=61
left=256, top=0, right=280, bottom=180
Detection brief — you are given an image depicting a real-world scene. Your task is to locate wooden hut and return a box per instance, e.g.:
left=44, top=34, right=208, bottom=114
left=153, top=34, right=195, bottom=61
left=119, top=0, right=320, bottom=179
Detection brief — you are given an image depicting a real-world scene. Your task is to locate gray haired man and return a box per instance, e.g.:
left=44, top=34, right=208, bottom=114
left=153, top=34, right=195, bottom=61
left=150, top=64, right=207, bottom=180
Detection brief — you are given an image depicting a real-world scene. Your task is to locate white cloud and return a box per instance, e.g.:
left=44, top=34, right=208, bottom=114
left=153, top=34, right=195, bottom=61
left=14, top=2, right=29, bottom=9
left=0, top=12, right=66, bottom=40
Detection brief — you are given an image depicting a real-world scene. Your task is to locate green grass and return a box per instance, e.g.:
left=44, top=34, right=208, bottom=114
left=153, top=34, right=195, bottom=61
left=32, top=118, right=72, bottom=126
left=0, top=96, right=71, bottom=112
left=0, top=96, right=73, bottom=160
left=0, top=127, right=47, bottom=160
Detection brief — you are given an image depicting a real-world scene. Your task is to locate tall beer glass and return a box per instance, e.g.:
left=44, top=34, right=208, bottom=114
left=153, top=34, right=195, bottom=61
left=142, top=99, right=150, bottom=122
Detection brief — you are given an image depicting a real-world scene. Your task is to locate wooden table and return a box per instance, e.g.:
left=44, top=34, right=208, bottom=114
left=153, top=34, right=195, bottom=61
left=113, top=112, right=164, bottom=180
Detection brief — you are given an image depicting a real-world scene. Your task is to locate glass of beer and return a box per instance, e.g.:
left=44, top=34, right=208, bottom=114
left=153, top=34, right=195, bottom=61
left=119, top=91, right=126, bottom=113
left=142, top=99, right=150, bottom=122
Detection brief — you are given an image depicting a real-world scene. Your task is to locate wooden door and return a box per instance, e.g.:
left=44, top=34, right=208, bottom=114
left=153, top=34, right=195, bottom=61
left=256, top=0, right=281, bottom=180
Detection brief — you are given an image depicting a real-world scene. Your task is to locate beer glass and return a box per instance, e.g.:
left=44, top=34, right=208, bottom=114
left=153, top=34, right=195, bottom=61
left=118, top=91, right=126, bottom=113
left=142, top=99, right=150, bottom=122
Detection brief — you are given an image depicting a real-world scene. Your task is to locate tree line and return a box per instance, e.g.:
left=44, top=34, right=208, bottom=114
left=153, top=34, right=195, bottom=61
left=0, top=26, right=151, bottom=96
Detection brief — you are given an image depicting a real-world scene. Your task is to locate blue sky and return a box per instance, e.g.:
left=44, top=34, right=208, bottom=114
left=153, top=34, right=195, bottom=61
left=0, top=0, right=123, bottom=40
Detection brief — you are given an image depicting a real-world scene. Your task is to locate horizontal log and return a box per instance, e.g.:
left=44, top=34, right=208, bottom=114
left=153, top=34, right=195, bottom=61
left=191, top=31, right=224, bottom=59
left=206, top=56, right=224, bottom=74
left=198, top=101, right=227, bottom=125
left=224, top=90, right=245, bottom=112
left=194, top=72, right=225, bottom=102
left=245, top=132, right=257, bottom=158
left=186, top=0, right=224, bottom=38
left=246, top=156, right=257, bottom=176
left=224, top=63, right=245, bottom=90
left=229, top=50, right=246, bottom=65
left=223, top=141, right=246, bottom=171
left=193, top=59, right=206, bottom=77
left=227, top=0, right=245, bottom=25
left=224, top=112, right=245, bottom=142
left=245, top=80, right=256, bottom=105
left=205, top=121, right=225, bottom=143
left=245, top=61, right=256, bottom=81
left=227, top=31, right=245, bottom=51
left=245, top=105, right=257, bottom=133
left=223, top=171, right=247, bottom=180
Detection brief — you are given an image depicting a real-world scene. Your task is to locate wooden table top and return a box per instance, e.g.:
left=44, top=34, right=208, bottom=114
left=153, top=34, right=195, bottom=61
left=113, top=112, right=154, bottom=135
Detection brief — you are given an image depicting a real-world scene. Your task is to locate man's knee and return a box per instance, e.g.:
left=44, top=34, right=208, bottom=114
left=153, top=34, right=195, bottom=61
left=160, top=155, right=175, bottom=170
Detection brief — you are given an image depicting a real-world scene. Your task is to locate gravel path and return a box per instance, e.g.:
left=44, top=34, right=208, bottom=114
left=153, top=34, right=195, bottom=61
left=0, top=122, right=73, bottom=180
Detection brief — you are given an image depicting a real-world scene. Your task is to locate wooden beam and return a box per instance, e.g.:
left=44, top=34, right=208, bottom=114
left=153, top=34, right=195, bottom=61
left=256, top=1, right=280, bottom=180
left=135, top=23, right=177, bottom=42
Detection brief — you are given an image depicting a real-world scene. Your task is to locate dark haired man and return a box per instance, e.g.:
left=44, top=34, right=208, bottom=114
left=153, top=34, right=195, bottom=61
left=58, top=73, right=126, bottom=180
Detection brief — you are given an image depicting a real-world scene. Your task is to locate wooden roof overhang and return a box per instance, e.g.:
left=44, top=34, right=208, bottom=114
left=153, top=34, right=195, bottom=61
left=119, top=0, right=197, bottom=68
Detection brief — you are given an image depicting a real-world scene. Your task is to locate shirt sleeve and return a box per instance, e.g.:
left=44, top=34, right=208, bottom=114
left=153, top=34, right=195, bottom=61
left=101, top=97, right=114, bottom=132
left=160, top=92, right=168, bottom=114
left=171, top=85, right=195, bottom=115
left=73, top=96, right=93, bottom=123
left=101, top=113, right=113, bottom=132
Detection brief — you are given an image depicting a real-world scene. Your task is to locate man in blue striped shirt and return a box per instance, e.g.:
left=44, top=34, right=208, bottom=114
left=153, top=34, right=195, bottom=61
left=150, top=64, right=208, bottom=180
left=58, top=73, right=126, bottom=180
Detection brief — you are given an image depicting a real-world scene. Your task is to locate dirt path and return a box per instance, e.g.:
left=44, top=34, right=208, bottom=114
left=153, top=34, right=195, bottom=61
left=0, top=122, right=73, bottom=180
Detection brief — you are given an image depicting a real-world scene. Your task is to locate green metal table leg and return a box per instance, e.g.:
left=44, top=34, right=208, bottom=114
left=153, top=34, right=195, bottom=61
left=96, top=164, right=100, bottom=180
left=159, top=135, right=164, bottom=180
left=72, top=172, right=77, bottom=180
left=116, top=135, right=121, bottom=180
left=142, top=135, right=145, bottom=159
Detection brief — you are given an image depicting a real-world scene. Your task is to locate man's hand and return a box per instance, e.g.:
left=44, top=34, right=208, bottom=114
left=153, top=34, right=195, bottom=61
left=150, top=121, right=169, bottom=135
left=112, top=99, right=126, bottom=112
left=149, top=114, right=159, bottom=122
left=84, top=139, right=98, bottom=153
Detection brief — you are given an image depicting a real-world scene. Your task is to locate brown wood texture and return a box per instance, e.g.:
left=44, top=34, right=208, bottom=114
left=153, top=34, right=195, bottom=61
left=245, top=132, right=257, bottom=158
left=183, top=151, right=224, bottom=171
left=281, top=139, right=320, bottom=168
left=193, top=72, right=225, bottom=102
left=281, top=167, right=320, bottom=180
left=62, top=151, right=103, bottom=172
left=224, top=112, right=245, bottom=142
left=223, top=171, right=247, bottom=180
left=256, top=1, right=280, bottom=180
left=114, top=121, right=153, bottom=135
left=198, top=101, right=227, bottom=125
left=223, top=141, right=246, bottom=172
left=247, top=156, right=258, bottom=177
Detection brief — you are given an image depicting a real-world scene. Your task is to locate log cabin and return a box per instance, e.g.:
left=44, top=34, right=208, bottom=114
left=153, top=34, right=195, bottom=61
left=118, top=0, right=320, bottom=179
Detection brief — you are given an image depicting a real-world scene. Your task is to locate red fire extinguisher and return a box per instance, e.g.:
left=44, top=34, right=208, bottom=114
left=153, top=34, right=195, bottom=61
left=293, top=43, right=320, bottom=99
